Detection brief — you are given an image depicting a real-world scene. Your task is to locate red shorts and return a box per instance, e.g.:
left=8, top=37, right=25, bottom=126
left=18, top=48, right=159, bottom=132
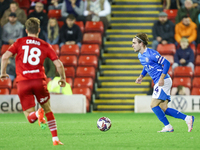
left=17, top=79, right=50, bottom=111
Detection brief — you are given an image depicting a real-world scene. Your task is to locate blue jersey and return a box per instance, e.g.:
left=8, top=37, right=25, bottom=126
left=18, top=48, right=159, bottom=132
left=138, top=48, right=170, bottom=84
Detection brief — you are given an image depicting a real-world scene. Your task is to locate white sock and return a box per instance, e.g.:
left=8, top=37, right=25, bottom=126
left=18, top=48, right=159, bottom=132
left=35, top=111, right=39, bottom=118
left=52, top=136, right=59, bottom=142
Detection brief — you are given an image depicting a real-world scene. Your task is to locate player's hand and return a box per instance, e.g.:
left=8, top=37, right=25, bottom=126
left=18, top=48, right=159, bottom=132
left=158, top=78, right=164, bottom=86
left=135, top=77, right=143, bottom=84
left=58, top=79, right=66, bottom=87
left=0, top=74, right=9, bottom=80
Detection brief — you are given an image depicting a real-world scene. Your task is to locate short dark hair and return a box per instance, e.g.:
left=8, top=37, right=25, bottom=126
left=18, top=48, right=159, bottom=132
left=10, top=1, right=19, bottom=6
left=25, top=17, right=40, bottom=34
left=135, top=33, right=149, bottom=46
left=67, top=14, right=75, bottom=20
left=182, top=15, right=189, bottom=20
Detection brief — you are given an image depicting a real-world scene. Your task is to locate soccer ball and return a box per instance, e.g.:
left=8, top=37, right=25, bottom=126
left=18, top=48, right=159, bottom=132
left=97, top=117, right=111, bottom=131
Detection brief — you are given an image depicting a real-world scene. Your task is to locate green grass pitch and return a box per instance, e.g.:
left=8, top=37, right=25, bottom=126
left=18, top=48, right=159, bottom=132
left=0, top=112, right=199, bottom=150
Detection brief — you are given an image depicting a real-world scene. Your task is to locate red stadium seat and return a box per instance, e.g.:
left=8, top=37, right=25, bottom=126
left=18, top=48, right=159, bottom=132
left=173, top=66, right=193, bottom=77
left=76, top=66, right=96, bottom=80
left=72, top=87, right=92, bottom=101
left=195, top=55, right=200, bottom=65
left=168, top=66, right=173, bottom=78
left=74, top=77, right=94, bottom=91
left=12, top=79, right=17, bottom=88
left=10, top=88, right=18, bottom=94
left=194, top=66, right=200, bottom=77
left=172, top=77, right=191, bottom=89
left=197, top=44, right=200, bottom=55
left=192, top=77, right=200, bottom=88
left=157, top=44, right=176, bottom=55
left=190, top=43, right=196, bottom=56
left=80, top=44, right=100, bottom=57
left=1, top=45, right=11, bottom=55
left=64, top=67, right=76, bottom=78
left=0, top=78, right=12, bottom=90
left=59, top=55, right=77, bottom=67
left=163, top=9, right=178, bottom=23
left=58, top=21, right=64, bottom=28
left=15, top=0, right=30, bottom=9
left=78, top=55, right=98, bottom=68
left=28, top=9, right=46, bottom=15
left=191, top=88, right=200, bottom=95
left=60, top=45, right=79, bottom=56
left=163, top=55, right=174, bottom=65
left=75, top=21, right=84, bottom=33
left=85, top=21, right=104, bottom=35
left=82, top=33, right=102, bottom=46
left=0, top=88, right=9, bottom=95
left=48, top=9, right=61, bottom=19
left=51, top=44, right=60, bottom=55
left=66, top=77, right=73, bottom=88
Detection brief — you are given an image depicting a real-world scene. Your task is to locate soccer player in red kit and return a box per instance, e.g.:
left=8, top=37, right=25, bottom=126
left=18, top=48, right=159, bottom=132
left=0, top=17, right=65, bottom=146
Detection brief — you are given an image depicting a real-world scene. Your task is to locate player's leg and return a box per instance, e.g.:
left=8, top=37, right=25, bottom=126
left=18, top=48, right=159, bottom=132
left=161, top=100, right=194, bottom=132
left=33, top=79, right=63, bottom=145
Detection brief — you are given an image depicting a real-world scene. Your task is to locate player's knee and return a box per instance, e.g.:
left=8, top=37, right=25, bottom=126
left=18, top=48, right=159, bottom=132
left=27, top=116, right=37, bottom=123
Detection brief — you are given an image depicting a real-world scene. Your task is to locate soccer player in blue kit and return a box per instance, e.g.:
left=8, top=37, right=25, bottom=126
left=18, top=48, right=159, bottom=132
left=133, top=33, right=194, bottom=132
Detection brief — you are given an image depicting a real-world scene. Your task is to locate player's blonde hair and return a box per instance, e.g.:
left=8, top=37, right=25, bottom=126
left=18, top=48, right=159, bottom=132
left=135, top=33, right=149, bottom=46
left=25, top=17, right=40, bottom=34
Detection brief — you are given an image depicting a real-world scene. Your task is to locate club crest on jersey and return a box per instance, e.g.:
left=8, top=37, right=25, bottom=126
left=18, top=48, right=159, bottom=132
left=156, top=55, right=159, bottom=59
left=145, top=57, right=149, bottom=62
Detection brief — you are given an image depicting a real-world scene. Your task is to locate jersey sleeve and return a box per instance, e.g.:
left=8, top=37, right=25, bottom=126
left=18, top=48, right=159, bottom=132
left=150, top=51, right=165, bottom=65
left=46, top=44, right=58, bottom=61
left=8, top=40, right=19, bottom=55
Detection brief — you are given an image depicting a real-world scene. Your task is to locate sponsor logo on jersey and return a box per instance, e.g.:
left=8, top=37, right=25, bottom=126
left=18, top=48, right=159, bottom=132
left=145, top=57, right=149, bottom=62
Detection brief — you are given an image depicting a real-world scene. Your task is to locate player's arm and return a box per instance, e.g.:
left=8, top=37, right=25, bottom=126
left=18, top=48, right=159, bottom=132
left=0, top=51, right=13, bottom=78
left=158, top=57, right=170, bottom=86
left=135, top=68, right=147, bottom=84
left=53, top=59, right=66, bottom=87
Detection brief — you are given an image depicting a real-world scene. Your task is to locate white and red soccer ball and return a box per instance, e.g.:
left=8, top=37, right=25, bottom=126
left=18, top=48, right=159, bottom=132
left=97, top=117, right=111, bottom=131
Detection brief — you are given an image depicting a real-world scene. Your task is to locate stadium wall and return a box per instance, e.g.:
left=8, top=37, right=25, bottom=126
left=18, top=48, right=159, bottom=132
left=135, top=96, right=200, bottom=113
left=0, top=94, right=86, bottom=113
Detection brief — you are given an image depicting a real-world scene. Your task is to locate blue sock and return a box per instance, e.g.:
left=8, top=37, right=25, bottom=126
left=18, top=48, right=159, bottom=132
left=165, top=108, right=186, bottom=120
left=152, top=106, right=169, bottom=126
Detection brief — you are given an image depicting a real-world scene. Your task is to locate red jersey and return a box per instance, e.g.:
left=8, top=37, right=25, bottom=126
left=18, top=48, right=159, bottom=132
left=8, top=36, right=58, bottom=82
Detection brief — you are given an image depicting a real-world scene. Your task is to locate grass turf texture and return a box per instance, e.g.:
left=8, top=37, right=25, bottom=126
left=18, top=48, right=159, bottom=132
left=0, top=113, right=199, bottom=150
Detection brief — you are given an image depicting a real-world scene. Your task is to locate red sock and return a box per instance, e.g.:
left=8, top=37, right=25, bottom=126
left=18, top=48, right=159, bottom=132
left=27, top=112, right=38, bottom=123
left=45, top=112, right=57, bottom=137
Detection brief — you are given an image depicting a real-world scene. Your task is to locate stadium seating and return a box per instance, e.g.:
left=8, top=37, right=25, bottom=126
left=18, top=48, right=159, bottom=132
left=48, top=9, right=61, bottom=19
left=192, top=77, right=200, bottom=88
left=51, top=44, right=60, bottom=55
left=1, top=45, right=11, bottom=55
left=168, top=66, right=173, bottom=78
left=197, top=44, right=200, bottom=55
left=60, top=45, right=79, bottom=56
left=190, top=43, right=196, bottom=56
left=162, top=55, right=174, bottom=65
left=58, top=21, right=64, bottom=28
left=82, top=33, right=102, bottom=46
left=191, top=88, right=200, bottom=95
left=10, top=88, right=18, bottom=95
left=28, top=9, right=46, bottom=15
left=163, top=9, right=178, bottom=23
left=64, top=67, right=76, bottom=78
left=78, top=55, right=98, bottom=69
left=66, top=77, right=73, bottom=88
left=15, top=0, right=30, bottom=9
left=157, top=44, right=176, bottom=55
left=76, top=66, right=96, bottom=80
left=12, top=79, right=17, bottom=88
left=73, top=77, right=94, bottom=91
left=75, top=21, right=84, bottom=33
left=80, top=44, right=100, bottom=57
left=0, top=78, right=12, bottom=90
left=0, top=88, right=10, bottom=95
left=59, top=55, right=78, bottom=67
left=173, top=66, right=193, bottom=77
left=72, top=87, right=92, bottom=101
left=195, top=55, right=200, bottom=65
left=194, top=66, right=200, bottom=77
left=84, top=21, right=104, bottom=35
left=172, top=77, right=191, bottom=89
